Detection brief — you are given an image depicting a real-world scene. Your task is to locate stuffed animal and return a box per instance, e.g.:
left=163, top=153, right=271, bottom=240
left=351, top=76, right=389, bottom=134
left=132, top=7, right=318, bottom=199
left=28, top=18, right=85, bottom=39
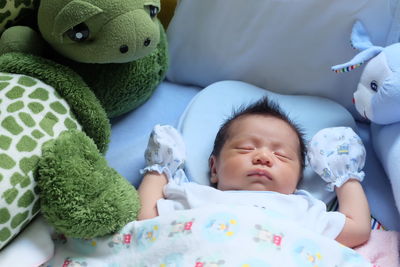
left=0, top=0, right=168, bottom=117
left=0, top=0, right=168, bottom=250
left=332, top=20, right=400, bottom=213
left=0, top=0, right=37, bottom=34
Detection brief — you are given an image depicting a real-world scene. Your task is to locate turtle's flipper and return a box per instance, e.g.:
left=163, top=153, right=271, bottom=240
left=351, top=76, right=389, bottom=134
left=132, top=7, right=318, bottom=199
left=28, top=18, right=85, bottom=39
left=0, top=26, right=45, bottom=56
left=38, top=129, right=139, bottom=238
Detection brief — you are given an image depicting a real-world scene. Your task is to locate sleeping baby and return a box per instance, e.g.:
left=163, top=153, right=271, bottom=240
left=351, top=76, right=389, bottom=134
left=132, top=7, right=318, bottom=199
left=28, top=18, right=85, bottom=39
left=46, top=97, right=373, bottom=266
left=138, top=96, right=371, bottom=248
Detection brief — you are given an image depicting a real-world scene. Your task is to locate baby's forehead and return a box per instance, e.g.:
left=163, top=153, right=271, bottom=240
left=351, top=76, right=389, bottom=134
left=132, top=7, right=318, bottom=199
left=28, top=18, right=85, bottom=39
left=230, top=114, right=295, bottom=134
left=228, top=115, right=301, bottom=146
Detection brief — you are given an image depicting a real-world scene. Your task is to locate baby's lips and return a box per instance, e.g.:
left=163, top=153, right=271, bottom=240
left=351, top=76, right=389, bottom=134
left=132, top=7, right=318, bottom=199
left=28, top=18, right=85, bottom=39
left=247, top=169, right=273, bottom=180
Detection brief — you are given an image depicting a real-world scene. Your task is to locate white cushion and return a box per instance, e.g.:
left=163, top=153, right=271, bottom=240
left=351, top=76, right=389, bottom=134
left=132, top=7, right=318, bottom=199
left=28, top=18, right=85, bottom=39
left=167, top=0, right=400, bottom=116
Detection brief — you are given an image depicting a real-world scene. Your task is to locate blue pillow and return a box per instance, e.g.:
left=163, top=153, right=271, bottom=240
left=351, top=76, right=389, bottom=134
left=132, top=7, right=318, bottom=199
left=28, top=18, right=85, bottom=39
left=178, top=80, right=358, bottom=203
left=167, top=0, right=400, bottom=118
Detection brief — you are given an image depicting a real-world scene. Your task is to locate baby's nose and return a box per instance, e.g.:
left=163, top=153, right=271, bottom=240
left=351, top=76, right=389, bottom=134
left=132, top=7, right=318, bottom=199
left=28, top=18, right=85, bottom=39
left=253, top=150, right=273, bottom=166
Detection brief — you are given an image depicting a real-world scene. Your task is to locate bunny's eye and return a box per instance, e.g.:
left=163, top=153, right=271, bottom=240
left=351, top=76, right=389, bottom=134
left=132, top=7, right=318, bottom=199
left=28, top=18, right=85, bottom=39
left=370, top=80, right=378, bottom=92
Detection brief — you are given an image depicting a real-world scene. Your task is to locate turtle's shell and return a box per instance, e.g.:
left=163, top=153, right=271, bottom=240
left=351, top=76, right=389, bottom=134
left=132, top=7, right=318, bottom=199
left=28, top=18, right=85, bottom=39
left=0, top=72, right=81, bottom=249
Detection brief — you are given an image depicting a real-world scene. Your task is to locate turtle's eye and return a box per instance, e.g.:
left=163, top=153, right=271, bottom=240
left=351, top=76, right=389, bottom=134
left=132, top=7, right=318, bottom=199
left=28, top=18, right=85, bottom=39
left=149, top=5, right=159, bottom=18
left=370, top=80, right=378, bottom=92
left=66, top=23, right=90, bottom=42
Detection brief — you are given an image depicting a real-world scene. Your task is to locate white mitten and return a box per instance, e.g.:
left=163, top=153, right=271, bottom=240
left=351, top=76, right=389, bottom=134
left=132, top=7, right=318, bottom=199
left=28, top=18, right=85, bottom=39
left=307, top=127, right=366, bottom=191
left=140, top=124, right=186, bottom=179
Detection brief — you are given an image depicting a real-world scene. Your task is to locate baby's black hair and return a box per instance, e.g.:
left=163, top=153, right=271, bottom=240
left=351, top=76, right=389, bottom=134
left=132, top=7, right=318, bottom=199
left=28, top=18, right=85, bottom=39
left=210, top=96, right=306, bottom=177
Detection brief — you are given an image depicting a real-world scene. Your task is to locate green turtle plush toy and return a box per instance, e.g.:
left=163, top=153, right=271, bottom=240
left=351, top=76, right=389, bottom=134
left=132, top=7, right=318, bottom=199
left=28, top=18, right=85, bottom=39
left=0, top=1, right=37, bottom=32
left=0, top=0, right=168, bottom=250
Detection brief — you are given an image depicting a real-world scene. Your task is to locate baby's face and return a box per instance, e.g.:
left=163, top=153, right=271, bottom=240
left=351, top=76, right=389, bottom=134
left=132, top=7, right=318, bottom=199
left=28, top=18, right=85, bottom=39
left=210, top=114, right=301, bottom=194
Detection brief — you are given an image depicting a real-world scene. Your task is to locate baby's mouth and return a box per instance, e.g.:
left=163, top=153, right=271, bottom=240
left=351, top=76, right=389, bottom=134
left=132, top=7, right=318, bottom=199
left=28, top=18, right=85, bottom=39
left=247, top=170, right=273, bottom=181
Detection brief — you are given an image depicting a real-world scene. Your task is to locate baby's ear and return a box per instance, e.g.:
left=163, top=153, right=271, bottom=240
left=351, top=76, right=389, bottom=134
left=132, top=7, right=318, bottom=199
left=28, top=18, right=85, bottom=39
left=209, top=155, right=218, bottom=184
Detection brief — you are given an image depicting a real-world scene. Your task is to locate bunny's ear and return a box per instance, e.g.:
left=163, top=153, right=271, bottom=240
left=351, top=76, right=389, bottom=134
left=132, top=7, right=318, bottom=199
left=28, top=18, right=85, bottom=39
left=331, top=46, right=384, bottom=73
left=350, top=20, right=374, bottom=51
left=332, top=20, right=384, bottom=73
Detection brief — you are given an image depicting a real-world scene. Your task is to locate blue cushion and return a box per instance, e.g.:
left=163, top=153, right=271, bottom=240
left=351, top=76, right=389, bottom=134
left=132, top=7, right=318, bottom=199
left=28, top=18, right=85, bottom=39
left=178, top=80, right=359, bottom=203
left=106, top=80, right=399, bottom=230
left=167, top=0, right=400, bottom=118
left=369, top=123, right=400, bottom=230
left=106, top=81, right=200, bottom=187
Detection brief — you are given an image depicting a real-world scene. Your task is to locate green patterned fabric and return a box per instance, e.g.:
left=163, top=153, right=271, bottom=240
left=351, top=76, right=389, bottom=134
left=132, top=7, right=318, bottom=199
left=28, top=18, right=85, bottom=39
left=0, top=0, right=37, bottom=33
left=0, top=72, right=81, bottom=249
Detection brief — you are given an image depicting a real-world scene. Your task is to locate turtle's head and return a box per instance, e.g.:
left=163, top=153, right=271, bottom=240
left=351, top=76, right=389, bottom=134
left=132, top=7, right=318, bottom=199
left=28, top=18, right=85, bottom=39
left=38, top=0, right=161, bottom=63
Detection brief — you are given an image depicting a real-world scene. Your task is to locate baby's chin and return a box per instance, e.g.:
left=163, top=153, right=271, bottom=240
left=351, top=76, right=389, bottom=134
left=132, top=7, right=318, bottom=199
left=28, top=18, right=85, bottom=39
left=218, top=183, right=294, bottom=194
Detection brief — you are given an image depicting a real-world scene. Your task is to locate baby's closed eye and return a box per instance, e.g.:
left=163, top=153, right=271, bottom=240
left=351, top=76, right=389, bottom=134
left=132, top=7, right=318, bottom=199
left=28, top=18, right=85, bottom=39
left=273, top=151, right=292, bottom=160
left=235, top=146, right=255, bottom=153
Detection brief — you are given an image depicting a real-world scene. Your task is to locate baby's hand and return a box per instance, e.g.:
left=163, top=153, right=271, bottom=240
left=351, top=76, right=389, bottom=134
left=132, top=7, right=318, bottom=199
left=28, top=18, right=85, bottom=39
left=307, top=127, right=366, bottom=191
left=141, top=125, right=186, bottom=179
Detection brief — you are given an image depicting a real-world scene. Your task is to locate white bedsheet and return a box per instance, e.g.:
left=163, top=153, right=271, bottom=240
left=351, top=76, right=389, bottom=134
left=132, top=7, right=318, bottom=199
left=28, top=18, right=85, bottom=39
left=0, top=216, right=53, bottom=267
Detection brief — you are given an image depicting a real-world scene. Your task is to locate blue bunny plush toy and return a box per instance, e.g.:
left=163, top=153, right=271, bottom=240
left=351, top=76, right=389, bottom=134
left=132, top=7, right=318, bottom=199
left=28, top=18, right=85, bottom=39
left=332, top=20, right=400, bottom=215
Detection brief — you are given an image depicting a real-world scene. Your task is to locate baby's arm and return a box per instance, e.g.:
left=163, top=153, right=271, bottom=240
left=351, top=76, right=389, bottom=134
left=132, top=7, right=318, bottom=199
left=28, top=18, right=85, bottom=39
left=334, top=179, right=371, bottom=247
left=307, top=127, right=371, bottom=247
left=138, top=172, right=168, bottom=220
left=138, top=124, right=186, bottom=220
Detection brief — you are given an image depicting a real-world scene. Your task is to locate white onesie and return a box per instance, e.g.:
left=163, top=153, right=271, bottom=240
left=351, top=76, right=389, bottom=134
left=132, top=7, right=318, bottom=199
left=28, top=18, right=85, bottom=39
left=158, top=179, right=345, bottom=239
